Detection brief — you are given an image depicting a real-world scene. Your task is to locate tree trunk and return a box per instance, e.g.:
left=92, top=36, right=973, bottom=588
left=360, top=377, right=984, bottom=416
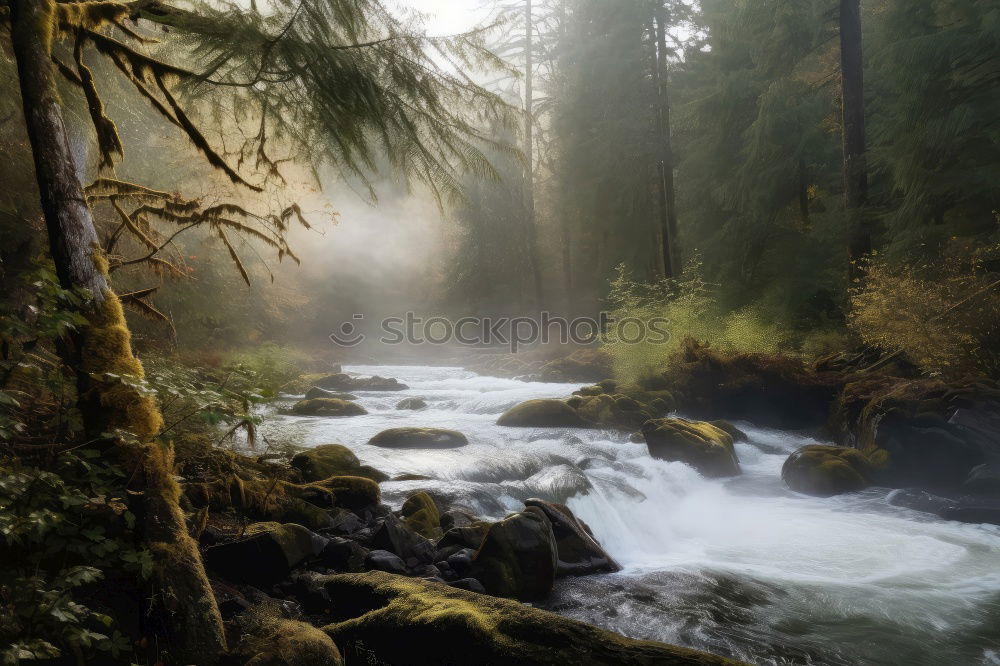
left=839, top=0, right=870, bottom=279
left=10, top=2, right=226, bottom=662
left=524, top=0, right=544, bottom=308
left=653, top=3, right=679, bottom=278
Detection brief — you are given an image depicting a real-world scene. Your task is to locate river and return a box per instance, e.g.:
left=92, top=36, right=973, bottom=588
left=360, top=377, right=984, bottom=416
left=268, top=364, right=1000, bottom=665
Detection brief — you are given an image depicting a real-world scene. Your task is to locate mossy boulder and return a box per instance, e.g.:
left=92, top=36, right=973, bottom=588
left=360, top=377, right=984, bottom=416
left=367, top=427, right=468, bottom=449
left=304, top=386, right=358, bottom=401
left=396, top=397, right=428, bottom=410
left=314, top=476, right=381, bottom=511
left=290, top=444, right=388, bottom=483
left=204, top=522, right=323, bottom=586
left=244, top=618, right=344, bottom=666
left=781, top=445, right=871, bottom=497
left=471, top=509, right=557, bottom=600
left=267, top=498, right=335, bottom=531
left=319, top=571, right=743, bottom=665
left=401, top=492, right=442, bottom=540
left=315, top=373, right=408, bottom=391
left=290, top=398, right=367, bottom=417
left=642, top=418, right=741, bottom=478
left=496, top=399, right=589, bottom=428
left=573, top=394, right=652, bottom=430
left=523, top=499, right=620, bottom=577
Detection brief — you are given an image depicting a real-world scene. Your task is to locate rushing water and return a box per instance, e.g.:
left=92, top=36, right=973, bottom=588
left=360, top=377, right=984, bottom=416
left=268, top=365, right=1000, bottom=666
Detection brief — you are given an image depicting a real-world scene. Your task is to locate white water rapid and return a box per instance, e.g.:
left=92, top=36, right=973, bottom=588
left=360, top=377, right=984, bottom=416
left=268, top=365, right=1000, bottom=666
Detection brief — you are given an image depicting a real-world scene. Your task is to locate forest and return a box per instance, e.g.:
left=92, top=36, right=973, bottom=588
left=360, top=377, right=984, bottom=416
left=1, top=0, right=998, bottom=665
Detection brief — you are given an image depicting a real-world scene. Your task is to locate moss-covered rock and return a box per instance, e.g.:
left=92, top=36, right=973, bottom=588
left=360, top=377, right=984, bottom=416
left=266, top=497, right=334, bottom=531
left=396, top=397, right=428, bottom=410
left=709, top=420, right=748, bottom=443
left=642, top=418, right=741, bottom=478
left=241, top=616, right=344, bottom=666
left=367, top=427, right=468, bottom=449
left=315, top=373, right=408, bottom=391
left=573, top=394, right=652, bottom=430
left=523, top=499, right=620, bottom=576
left=290, top=398, right=367, bottom=417
left=319, top=572, right=743, bottom=665
left=314, top=475, right=381, bottom=511
left=497, top=399, right=589, bottom=428
left=204, top=522, right=322, bottom=586
left=781, top=445, right=871, bottom=497
left=471, top=509, right=557, bottom=600
left=304, top=386, right=358, bottom=401
left=401, top=491, right=442, bottom=540
left=290, top=444, right=388, bottom=483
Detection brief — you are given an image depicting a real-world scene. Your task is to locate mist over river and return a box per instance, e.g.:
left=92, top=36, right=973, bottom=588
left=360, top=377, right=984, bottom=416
left=267, top=365, right=1000, bottom=666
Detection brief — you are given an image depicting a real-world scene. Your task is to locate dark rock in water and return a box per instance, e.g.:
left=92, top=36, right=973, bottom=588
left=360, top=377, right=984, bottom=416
left=319, top=536, right=368, bottom=572
left=523, top=498, right=620, bottom=576
left=471, top=509, right=557, bottom=600
left=290, top=398, right=367, bottom=417
left=833, top=379, right=1000, bottom=491
left=371, top=514, right=436, bottom=564
left=440, top=508, right=478, bottom=532
left=401, top=491, right=442, bottom=540
left=320, top=571, right=742, bottom=665
left=642, top=418, right=741, bottom=478
left=290, top=443, right=388, bottom=482
left=315, top=372, right=408, bottom=391
left=963, top=462, right=1000, bottom=496
left=886, top=488, right=957, bottom=516
left=940, top=503, right=1000, bottom=526
left=497, top=399, right=590, bottom=428
left=448, top=577, right=486, bottom=594
left=304, top=386, right=358, bottom=401
left=204, top=522, right=324, bottom=587
left=364, top=549, right=407, bottom=575
left=436, top=523, right=492, bottom=560
left=396, top=397, right=428, bottom=410
left=368, top=427, right=468, bottom=449
left=392, top=473, right=434, bottom=481
left=781, top=445, right=871, bottom=497
left=710, top=420, right=748, bottom=443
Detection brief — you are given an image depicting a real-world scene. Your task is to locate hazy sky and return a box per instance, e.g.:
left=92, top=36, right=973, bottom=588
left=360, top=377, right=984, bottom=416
left=409, top=0, right=492, bottom=36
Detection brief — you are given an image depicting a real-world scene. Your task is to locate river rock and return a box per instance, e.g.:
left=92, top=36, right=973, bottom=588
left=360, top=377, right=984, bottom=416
left=315, top=372, right=408, bottom=391
left=204, top=522, right=325, bottom=587
left=497, top=399, right=590, bottom=428
left=319, top=536, right=368, bottom=572
left=368, top=427, right=468, bottom=449
left=304, top=386, right=358, bottom=401
left=436, top=522, right=493, bottom=559
left=242, top=617, right=344, bottom=666
left=781, top=445, right=871, bottom=497
left=312, top=476, right=381, bottom=512
left=320, top=571, right=741, bottom=665
left=471, top=508, right=557, bottom=600
left=396, top=397, right=428, bottom=410
left=939, top=503, right=1000, bottom=526
left=401, top=491, right=442, bottom=540
left=290, top=398, right=367, bottom=417
left=290, top=444, right=388, bottom=483
left=523, top=498, right=620, bottom=576
left=364, top=549, right=408, bottom=575
left=371, top=514, right=437, bottom=565
left=642, top=418, right=741, bottom=477
left=710, top=420, right=748, bottom=442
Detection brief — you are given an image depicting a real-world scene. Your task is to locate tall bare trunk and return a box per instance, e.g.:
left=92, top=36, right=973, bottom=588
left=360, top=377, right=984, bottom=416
left=524, top=0, right=544, bottom=308
left=839, top=0, right=870, bottom=279
left=10, top=2, right=226, bottom=661
left=653, top=3, right=679, bottom=279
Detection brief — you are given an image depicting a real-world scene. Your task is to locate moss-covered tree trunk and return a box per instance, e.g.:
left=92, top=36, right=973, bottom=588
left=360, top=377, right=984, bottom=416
left=9, top=1, right=226, bottom=662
